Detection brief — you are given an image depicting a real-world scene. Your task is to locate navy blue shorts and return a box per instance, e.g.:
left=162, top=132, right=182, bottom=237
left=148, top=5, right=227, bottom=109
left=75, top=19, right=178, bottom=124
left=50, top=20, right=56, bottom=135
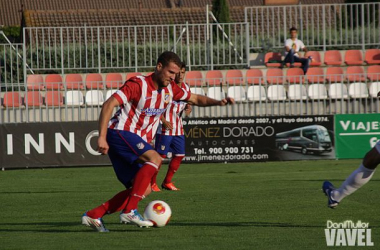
left=107, top=129, right=153, bottom=188
left=155, top=134, right=186, bottom=157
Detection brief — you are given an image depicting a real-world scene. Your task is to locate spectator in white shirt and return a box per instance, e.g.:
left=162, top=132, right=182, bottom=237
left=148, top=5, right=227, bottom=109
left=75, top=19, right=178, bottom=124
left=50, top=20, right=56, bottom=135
left=284, top=27, right=312, bottom=74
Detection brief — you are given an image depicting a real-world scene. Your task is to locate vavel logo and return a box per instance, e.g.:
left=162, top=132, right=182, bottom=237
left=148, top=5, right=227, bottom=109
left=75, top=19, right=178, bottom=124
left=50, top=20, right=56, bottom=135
left=325, top=220, right=374, bottom=247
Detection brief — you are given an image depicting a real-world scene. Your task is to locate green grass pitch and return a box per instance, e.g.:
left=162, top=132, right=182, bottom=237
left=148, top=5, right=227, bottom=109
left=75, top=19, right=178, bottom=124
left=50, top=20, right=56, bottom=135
left=0, top=160, right=379, bottom=250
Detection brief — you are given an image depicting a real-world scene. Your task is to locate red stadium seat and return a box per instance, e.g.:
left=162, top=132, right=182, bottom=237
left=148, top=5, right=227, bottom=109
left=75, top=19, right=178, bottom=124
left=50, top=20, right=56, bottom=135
left=246, top=69, right=264, bottom=85
left=326, top=67, right=344, bottom=83
left=306, top=68, right=325, bottom=84
left=65, top=74, right=84, bottom=90
left=185, top=71, right=203, bottom=87
left=126, top=72, right=142, bottom=80
left=225, top=70, right=243, bottom=86
left=105, top=73, right=123, bottom=89
left=45, top=91, right=63, bottom=107
left=45, top=74, right=63, bottom=90
left=367, top=65, right=380, bottom=82
left=205, top=70, right=223, bottom=86
left=25, top=91, right=43, bottom=107
left=85, top=73, right=104, bottom=89
left=265, top=52, right=282, bottom=67
left=324, top=50, right=342, bottom=66
left=266, top=68, right=284, bottom=84
left=305, top=51, right=322, bottom=67
left=346, top=66, right=366, bottom=82
left=365, top=49, right=380, bottom=65
left=344, top=50, right=364, bottom=65
left=3, top=92, right=21, bottom=108
left=286, top=68, right=304, bottom=84
left=27, top=75, right=44, bottom=90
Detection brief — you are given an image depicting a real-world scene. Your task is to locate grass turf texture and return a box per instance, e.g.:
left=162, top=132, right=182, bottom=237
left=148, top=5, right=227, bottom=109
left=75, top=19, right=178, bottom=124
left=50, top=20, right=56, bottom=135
left=0, top=160, right=378, bottom=250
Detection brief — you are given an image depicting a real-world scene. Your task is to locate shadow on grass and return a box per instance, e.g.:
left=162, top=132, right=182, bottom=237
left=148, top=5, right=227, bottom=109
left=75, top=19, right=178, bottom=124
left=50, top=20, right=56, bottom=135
left=172, top=221, right=326, bottom=228
left=0, top=191, right=90, bottom=194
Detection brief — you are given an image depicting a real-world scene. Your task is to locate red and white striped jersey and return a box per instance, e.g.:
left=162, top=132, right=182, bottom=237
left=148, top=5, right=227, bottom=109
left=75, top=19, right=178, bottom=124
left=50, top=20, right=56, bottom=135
left=108, top=75, right=190, bottom=143
left=157, top=82, right=191, bottom=136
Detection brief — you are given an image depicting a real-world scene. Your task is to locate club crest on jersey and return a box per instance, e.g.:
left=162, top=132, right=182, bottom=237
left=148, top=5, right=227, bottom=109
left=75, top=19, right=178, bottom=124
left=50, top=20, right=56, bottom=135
left=161, top=145, right=166, bottom=151
left=164, top=93, right=172, bottom=104
left=136, top=142, right=145, bottom=150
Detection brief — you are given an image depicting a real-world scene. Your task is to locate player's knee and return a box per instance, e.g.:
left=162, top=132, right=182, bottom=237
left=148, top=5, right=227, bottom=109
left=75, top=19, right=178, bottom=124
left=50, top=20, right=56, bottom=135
left=148, top=152, right=162, bottom=167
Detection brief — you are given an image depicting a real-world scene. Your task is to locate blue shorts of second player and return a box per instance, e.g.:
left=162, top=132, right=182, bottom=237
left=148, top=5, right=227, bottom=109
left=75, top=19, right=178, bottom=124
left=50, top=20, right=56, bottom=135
left=106, top=129, right=154, bottom=189
left=155, top=134, right=186, bottom=157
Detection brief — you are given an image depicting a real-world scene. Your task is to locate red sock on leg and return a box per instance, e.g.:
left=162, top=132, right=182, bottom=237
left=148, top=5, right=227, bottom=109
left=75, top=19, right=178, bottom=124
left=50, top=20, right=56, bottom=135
left=87, top=189, right=131, bottom=219
left=124, top=162, right=159, bottom=212
left=151, top=155, right=165, bottom=185
left=164, top=155, right=184, bottom=184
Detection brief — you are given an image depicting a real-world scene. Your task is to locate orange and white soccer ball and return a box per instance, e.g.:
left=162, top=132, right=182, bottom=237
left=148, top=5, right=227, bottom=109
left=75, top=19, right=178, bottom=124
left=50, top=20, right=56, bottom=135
left=143, top=200, right=172, bottom=227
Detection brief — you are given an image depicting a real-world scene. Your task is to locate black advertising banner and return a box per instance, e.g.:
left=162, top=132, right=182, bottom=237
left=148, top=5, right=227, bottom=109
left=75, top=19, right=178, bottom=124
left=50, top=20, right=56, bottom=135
left=182, top=116, right=335, bottom=163
left=0, top=122, right=111, bottom=169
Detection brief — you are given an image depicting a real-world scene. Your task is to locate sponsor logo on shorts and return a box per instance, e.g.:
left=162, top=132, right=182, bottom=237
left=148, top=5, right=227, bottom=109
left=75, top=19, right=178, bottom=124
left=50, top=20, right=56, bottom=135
left=137, top=142, right=145, bottom=150
left=161, top=145, right=165, bottom=151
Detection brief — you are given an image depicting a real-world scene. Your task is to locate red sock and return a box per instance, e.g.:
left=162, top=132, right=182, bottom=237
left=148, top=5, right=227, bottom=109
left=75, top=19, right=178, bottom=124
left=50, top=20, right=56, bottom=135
left=151, top=155, right=165, bottom=185
left=87, top=189, right=131, bottom=219
left=124, top=162, right=159, bottom=212
left=164, top=155, right=184, bottom=184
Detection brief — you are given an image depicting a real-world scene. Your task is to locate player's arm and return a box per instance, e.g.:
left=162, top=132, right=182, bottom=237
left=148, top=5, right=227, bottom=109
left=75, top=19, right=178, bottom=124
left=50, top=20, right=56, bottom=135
left=161, top=115, right=173, bottom=130
left=187, top=93, right=234, bottom=107
left=184, top=104, right=192, bottom=116
left=98, top=96, right=120, bottom=155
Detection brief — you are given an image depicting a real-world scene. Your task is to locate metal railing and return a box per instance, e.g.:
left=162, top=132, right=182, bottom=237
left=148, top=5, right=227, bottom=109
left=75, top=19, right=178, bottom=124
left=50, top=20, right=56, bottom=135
left=245, top=2, right=380, bottom=51
left=1, top=72, right=379, bottom=124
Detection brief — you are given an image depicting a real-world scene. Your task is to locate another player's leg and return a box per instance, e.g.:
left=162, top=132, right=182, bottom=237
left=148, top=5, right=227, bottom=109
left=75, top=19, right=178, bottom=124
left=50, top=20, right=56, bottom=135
left=151, top=134, right=172, bottom=192
left=162, top=135, right=185, bottom=191
left=323, top=142, right=380, bottom=208
left=120, top=149, right=162, bottom=227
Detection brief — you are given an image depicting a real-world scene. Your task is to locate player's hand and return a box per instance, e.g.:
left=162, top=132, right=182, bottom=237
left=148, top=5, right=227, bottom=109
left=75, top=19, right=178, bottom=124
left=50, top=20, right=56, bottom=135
left=184, top=104, right=192, bottom=116
left=97, top=136, right=109, bottom=155
left=220, top=97, right=235, bottom=106
left=162, top=119, right=173, bottom=130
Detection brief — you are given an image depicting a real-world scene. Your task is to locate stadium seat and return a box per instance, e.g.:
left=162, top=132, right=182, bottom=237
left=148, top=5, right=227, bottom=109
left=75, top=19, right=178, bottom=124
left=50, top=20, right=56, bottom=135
left=65, top=74, right=84, bottom=90
left=326, top=67, right=344, bottom=83
left=66, top=91, right=84, bottom=105
left=324, top=50, right=342, bottom=65
left=306, top=68, right=325, bottom=83
left=267, top=85, right=286, bottom=101
left=205, top=70, right=223, bottom=86
left=190, top=87, right=205, bottom=95
left=369, top=82, right=380, bottom=97
left=367, top=65, right=380, bottom=82
left=105, top=90, right=118, bottom=100
left=25, top=91, right=43, bottom=107
left=27, top=75, right=44, bottom=90
left=207, top=86, right=225, bottom=100
left=288, top=84, right=307, bottom=100
left=45, top=91, right=63, bottom=106
left=305, top=51, right=322, bottom=66
left=328, top=83, right=348, bottom=99
left=85, top=90, right=105, bottom=105
left=247, top=85, right=266, bottom=101
left=105, top=73, right=123, bottom=89
left=85, top=73, right=104, bottom=90
left=349, top=82, right=369, bottom=98
left=246, top=69, right=264, bottom=85
left=126, top=72, right=142, bottom=80
left=226, top=70, right=244, bottom=86
left=365, top=49, right=380, bottom=65
left=264, top=52, right=282, bottom=67
left=308, top=84, right=328, bottom=100
left=344, top=50, right=364, bottom=65
left=266, top=68, right=284, bottom=84
left=227, top=86, right=246, bottom=101
left=3, top=92, right=22, bottom=107
left=186, top=71, right=203, bottom=87
left=286, top=68, right=304, bottom=84
left=45, top=74, right=63, bottom=90
left=346, top=66, right=366, bottom=82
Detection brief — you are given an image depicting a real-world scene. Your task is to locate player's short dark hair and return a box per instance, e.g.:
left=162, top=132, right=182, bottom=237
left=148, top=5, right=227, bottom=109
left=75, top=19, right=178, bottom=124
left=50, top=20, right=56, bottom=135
left=290, top=27, right=297, bottom=33
left=157, top=51, right=182, bottom=68
left=180, top=62, right=186, bottom=69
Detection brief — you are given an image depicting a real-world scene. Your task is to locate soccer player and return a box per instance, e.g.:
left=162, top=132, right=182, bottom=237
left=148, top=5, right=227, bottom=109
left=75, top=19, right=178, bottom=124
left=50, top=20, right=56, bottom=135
left=151, top=62, right=190, bottom=192
left=322, top=141, right=379, bottom=208
left=82, top=51, right=234, bottom=232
